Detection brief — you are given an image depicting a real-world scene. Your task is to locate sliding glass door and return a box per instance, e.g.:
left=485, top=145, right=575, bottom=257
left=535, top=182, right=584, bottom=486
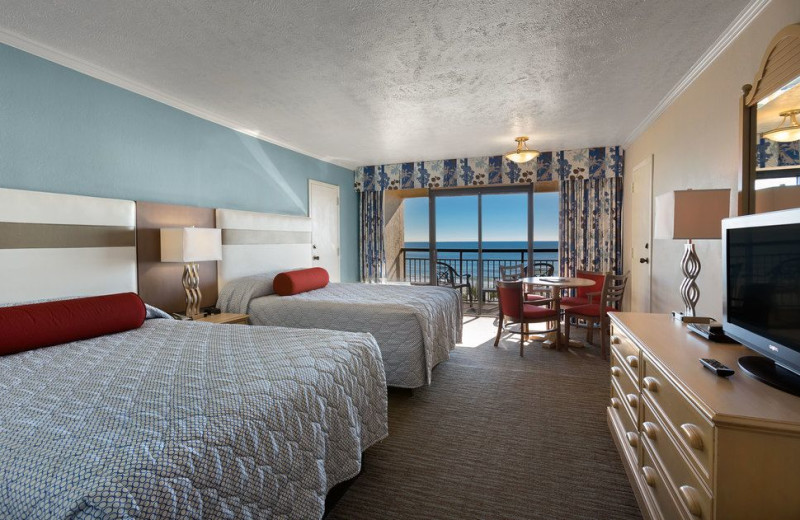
left=430, top=185, right=534, bottom=315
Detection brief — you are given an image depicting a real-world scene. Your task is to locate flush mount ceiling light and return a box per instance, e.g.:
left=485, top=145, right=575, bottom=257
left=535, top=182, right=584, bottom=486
left=763, top=109, right=800, bottom=142
left=505, top=136, right=540, bottom=164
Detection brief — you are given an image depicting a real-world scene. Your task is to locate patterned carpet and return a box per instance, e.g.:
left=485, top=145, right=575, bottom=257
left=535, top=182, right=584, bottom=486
left=328, top=317, right=643, bottom=520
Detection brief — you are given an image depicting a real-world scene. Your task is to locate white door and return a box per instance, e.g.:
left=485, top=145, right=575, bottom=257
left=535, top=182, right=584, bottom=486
left=309, top=180, right=341, bottom=282
left=630, top=156, right=653, bottom=312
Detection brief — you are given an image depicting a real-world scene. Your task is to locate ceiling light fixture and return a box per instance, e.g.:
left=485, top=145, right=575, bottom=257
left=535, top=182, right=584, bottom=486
left=505, top=136, right=540, bottom=164
left=762, top=109, right=800, bottom=142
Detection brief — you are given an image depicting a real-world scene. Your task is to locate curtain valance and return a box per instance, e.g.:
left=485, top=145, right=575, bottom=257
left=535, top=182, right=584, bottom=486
left=354, top=146, right=623, bottom=191
left=757, top=138, right=800, bottom=168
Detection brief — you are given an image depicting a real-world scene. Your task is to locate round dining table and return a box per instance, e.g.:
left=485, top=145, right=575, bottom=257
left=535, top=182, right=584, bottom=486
left=521, top=276, right=596, bottom=349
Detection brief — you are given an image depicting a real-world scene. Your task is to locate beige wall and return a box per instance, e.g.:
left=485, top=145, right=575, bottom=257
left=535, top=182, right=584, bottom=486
left=624, top=0, right=800, bottom=319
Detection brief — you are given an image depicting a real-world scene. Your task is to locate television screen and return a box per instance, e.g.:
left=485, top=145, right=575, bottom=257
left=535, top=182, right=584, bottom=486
left=726, top=222, right=800, bottom=352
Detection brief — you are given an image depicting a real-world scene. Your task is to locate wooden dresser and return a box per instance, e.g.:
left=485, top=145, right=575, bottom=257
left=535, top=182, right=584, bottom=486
left=607, top=313, right=800, bottom=520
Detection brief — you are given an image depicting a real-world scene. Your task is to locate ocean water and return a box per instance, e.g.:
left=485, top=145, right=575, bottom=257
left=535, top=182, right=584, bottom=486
left=403, top=241, right=559, bottom=285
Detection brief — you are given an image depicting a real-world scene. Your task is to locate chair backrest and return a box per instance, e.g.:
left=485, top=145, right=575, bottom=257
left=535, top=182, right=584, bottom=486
left=496, top=280, right=523, bottom=320
left=499, top=263, right=525, bottom=281
left=575, top=270, right=606, bottom=298
left=600, top=271, right=629, bottom=312
left=531, top=261, right=554, bottom=277
left=436, top=261, right=456, bottom=287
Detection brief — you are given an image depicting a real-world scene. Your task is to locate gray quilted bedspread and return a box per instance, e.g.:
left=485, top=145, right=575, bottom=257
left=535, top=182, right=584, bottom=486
left=220, top=282, right=462, bottom=388
left=0, top=319, right=388, bottom=519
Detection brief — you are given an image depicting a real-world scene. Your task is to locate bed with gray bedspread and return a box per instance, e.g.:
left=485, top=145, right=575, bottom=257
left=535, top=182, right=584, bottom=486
left=0, top=319, right=387, bottom=519
left=218, top=277, right=463, bottom=388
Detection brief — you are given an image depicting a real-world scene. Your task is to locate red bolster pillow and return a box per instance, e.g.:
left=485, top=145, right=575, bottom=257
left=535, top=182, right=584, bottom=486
left=0, top=292, right=146, bottom=356
left=274, top=267, right=330, bottom=296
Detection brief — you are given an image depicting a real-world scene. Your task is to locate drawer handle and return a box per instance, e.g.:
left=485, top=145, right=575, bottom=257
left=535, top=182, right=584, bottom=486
left=641, top=466, right=657, bottom=487
left=642, top=421, right=658, bottom=440
left=626, top=394, right=639, bottom=409
left=610, top=397, right=621, bottom=409
left=680, top=424, right=705, bottom=451
left=679, top=485, right=703, bottom=517
left=643, top=376, right=659, bottom=392
left=611, top=335, right=621, bottom=345
left=611, top=366, right=622, bottom=377
left=625, top=431, right=639, bottom=448
left=626, top=355, right=638, bottom=368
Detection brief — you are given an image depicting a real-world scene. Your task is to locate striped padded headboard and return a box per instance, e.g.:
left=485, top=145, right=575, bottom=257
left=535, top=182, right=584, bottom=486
left=0, top=188, right=137, bottom=304
left=215, top=208, right=312, bottom=289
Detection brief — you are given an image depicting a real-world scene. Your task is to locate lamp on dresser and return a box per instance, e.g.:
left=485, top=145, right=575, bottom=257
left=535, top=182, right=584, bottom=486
left=160, top=227, right=222, bottom=318
left=654, top=188, right=730, bottom=321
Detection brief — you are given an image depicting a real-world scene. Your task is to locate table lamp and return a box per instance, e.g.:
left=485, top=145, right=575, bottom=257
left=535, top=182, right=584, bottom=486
left=654, top=189, right=730, bottom=321
left=160, top=227, right=222, bottom=317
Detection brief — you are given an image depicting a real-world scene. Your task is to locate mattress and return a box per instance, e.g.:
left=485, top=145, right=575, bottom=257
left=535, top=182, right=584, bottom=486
left=220, top=282, right=463, bottom=388
left=0, top=319, right=388, bottom=519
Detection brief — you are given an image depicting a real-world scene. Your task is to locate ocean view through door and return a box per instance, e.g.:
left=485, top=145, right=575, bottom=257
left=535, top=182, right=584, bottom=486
left=403, top=185, right=559, bottom=315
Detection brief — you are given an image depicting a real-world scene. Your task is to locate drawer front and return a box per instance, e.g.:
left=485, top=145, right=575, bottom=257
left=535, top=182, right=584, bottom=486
left=642, top=354, right=714, bottom=480
left=640, top=441, right=687, bottom=520
left=610, top=324, right=641, bottom=372
left=611, top=350, right=640, bottom=423
left=611, top=377, right=640, bottom=461
left=642, top=397, right=712, bottom=519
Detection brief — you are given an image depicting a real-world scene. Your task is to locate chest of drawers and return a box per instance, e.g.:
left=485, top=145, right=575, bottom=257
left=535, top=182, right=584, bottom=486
left=608, top=313, right=800, bottom=520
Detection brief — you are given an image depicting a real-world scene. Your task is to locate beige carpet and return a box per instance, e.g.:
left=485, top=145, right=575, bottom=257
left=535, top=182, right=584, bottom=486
left=328, top=317, right=642, bottom=520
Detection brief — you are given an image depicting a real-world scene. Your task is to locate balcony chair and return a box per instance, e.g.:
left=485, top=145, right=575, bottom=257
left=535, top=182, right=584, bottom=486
left=563, top=271, right=629, bottom=359
left=494, top=280, right=559, bottom=356
left=436, top=261, right=473, bottom=307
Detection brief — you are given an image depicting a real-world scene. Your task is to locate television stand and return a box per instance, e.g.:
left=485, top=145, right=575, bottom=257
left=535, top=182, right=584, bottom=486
left=738, top=356, right=800, bottom=397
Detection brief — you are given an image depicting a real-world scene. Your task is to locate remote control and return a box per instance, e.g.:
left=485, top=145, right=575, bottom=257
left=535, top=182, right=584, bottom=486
left=700, top=358, right=735, bottom=377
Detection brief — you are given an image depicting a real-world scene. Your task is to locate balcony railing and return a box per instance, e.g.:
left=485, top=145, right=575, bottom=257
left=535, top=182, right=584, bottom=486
left=401, top=247, right=559, bottom=303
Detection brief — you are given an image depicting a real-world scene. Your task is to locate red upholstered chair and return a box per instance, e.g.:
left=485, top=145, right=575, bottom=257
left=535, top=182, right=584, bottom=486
left=494, top=280, right=559, bottom=357
left=560, top=269, right=605, bottom=309
left=564, top=272, right=629, bottom=359
left=498, top=263, right=550, bottom=305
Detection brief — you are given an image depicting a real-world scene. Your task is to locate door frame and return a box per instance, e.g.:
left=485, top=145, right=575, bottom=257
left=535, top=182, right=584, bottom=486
left=630, top=156, right=653, bottom=312
left=308, top=180, right=340, bottom=281
left=429, top=184, right=534, bottom=315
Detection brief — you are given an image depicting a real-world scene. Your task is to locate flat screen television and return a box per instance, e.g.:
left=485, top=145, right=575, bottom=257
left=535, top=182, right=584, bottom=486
left=722, top=207, right=800, bottom=396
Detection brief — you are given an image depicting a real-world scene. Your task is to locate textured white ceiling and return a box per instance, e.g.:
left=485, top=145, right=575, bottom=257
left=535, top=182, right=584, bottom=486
left=0, top=0, right=752, bottom=168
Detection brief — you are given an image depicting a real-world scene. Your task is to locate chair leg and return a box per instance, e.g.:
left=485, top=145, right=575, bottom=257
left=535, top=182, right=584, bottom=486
left=601, top=318, right=610, bottom=360
left=520, top=325, right=525, bottom=357
left=587, top=319, right=594, bottom=344
left=564, top=315, right=571, bottom=343
left=494, top=316, right=503, bottom=347
left=554, top=319, right=561, bottom=349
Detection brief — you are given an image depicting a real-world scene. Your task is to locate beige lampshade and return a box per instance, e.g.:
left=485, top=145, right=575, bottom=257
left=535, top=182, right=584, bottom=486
left=160, top=227, right=222, bottom=262
left=654, top=189, right=731, bottom=240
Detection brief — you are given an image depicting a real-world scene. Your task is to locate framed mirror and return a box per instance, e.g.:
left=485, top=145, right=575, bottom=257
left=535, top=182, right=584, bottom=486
left=740, top=23, right=800, bottom=215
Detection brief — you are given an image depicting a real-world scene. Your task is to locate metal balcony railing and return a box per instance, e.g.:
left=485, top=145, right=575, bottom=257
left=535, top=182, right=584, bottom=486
left=401, top=247, right=559, bottom=303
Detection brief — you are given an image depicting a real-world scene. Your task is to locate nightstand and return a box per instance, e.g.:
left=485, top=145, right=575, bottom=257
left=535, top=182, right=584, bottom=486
left=192, top=313, right=249, bottom=325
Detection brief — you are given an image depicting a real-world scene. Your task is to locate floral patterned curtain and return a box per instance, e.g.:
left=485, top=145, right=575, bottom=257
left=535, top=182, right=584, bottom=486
left=358, top=191, right=385, bottom=281
left=559, top=175, right=623, bottom=277
left=354, top=146, right=623, bottom=190
left=757, top=137, right=799, bottom=168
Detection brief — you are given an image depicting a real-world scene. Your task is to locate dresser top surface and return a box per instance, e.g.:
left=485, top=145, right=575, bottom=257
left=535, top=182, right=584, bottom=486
left=610, top=312, right=800, bottom=430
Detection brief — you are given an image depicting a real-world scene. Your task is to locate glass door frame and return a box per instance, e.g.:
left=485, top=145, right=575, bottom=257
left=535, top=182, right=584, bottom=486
left=428, top=184, right=534, bottom=315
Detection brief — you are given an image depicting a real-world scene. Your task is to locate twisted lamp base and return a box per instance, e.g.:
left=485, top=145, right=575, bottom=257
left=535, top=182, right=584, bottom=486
left=680, top=240, right=701, bottom=317
left=182, top=262, right=202, bottom=318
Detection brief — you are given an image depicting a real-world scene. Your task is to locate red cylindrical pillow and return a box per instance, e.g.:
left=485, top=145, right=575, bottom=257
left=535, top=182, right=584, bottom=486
left=0, top=292, right=146, bottom=356
left=274, top=267, right=330, bottom=296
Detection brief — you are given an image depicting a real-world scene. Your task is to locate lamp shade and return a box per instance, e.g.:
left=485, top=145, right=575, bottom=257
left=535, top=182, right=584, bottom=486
left=160, top=227, right=222, bottom=262
left=654, top=189, right=731, bottom=240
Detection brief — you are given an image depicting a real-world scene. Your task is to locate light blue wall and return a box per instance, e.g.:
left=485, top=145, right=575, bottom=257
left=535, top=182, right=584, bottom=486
left=0, top=43, right=359, bottom=282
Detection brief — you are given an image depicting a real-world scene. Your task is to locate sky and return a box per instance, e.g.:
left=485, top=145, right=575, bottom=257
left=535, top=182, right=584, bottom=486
left=404, top=192, right=559, bottom=242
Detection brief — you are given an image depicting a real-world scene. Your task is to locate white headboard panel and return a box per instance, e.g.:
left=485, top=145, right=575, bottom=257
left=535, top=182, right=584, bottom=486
left=216, top=208, right=312, bottom=288
left=0, top=188, right=137, bottom=304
